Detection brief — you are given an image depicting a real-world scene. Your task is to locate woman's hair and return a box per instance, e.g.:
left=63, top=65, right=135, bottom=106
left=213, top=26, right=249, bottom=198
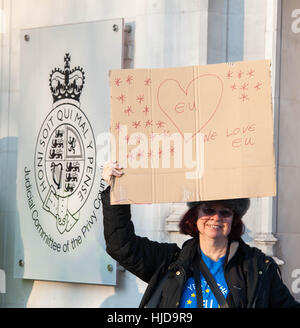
left=179, top=198, right=250, bottom=241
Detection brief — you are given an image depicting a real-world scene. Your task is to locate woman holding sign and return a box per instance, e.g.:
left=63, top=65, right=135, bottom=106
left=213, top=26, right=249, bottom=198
left=100, top=161, right=299, bottom=308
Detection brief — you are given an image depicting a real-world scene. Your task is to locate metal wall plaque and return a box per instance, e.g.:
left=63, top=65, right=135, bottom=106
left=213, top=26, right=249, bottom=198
left=15, top=19, right=123, bottom=285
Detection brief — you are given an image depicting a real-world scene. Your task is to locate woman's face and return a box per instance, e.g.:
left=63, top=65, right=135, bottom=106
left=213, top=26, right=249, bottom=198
left=196, top=203, right=234, bottom=241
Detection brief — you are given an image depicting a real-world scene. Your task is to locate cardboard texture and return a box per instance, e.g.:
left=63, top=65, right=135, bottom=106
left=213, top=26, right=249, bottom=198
left=109, top=60, right=276, bottom=204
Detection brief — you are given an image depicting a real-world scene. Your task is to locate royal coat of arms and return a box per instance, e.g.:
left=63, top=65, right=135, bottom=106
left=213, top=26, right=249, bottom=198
left=34, top=54, right=96, bottom=234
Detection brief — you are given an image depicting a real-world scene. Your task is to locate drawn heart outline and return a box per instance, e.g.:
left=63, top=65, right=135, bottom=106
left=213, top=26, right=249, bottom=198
left=157, top=74, right=223, bottom=141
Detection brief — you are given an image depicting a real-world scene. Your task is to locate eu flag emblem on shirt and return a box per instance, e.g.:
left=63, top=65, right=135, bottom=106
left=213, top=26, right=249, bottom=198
left=179, top=251, right=229, bottom=308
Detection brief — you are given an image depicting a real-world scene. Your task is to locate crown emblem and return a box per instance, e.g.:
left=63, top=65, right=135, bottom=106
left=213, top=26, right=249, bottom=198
left=49, top=53, right=85, bottom=103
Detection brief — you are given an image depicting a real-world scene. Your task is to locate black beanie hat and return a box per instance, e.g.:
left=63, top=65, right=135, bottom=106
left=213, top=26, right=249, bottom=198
left=187, top=198, right=250, bottom=217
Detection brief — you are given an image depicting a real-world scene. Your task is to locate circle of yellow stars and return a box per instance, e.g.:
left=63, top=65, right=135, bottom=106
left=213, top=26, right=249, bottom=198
left=186, top=289, right=210, bottom=305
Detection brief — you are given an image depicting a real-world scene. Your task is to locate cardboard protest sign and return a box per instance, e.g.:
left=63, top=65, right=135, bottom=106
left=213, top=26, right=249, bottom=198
left=108, top=60, right=276, bottom=204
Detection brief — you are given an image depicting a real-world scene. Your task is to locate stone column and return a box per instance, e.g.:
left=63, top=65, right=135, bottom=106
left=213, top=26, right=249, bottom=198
left=165, top=203, right=190, bottom=247
left=250, top=0, right=284, bottom=265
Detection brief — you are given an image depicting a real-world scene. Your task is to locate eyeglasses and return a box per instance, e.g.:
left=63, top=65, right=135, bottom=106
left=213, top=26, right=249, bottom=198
left=200, top=206, right=233, bottom=219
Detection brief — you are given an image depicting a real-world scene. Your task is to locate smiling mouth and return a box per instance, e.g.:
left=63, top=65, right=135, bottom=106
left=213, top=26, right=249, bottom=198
left=206, top=224, right=223, bottom=229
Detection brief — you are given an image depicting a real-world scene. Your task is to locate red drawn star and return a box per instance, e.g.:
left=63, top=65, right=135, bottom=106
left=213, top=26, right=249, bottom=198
left=147, top=150, right=152, bottom=158
left=170, top=146, right=175, bottom=155
left=237, top=70, right=243, bottom=79
left=137, top=94, right=144, bottom=104
left=240, top=82, right=248, bottom=91
left=136, top=150, right=144, bottom=159
left=116, top=94, right=126, bottom=103
left=247, top=69, right=255, bottom=78
left=230, top=83, right=237, bottom=91
left=240, top=93, right=249, bottom=102
left=124, top=105, right=134, bottom=116
left=145, top=119, right=153, bottom=128
left=143, top=105, right=150, bottom=115
left=144, top=78, right=151, bottom=86
left=114, top=122, right=121, bottom=133
left=158, top=148, right=163, bottom=158
left=156, top=120, right=165, bottom=129
left=226, top=70, right=233, bottom=79
left=126, top=75, right=133, bottom=84
left=124, top=135, right=130, bottom=144
left=132, top=120, right=141, bottom=129
left=114, top=77, right=122, bottom=87
left=254, top=82, right=262, bottom=91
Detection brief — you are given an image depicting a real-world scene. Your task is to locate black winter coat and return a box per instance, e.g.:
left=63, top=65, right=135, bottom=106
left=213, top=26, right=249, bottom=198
left=101, top=187, right=300, bottom=308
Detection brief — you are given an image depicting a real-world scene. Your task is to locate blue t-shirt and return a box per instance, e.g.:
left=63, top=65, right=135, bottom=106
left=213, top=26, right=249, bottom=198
left=179, top=251, right=229, bottom=308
